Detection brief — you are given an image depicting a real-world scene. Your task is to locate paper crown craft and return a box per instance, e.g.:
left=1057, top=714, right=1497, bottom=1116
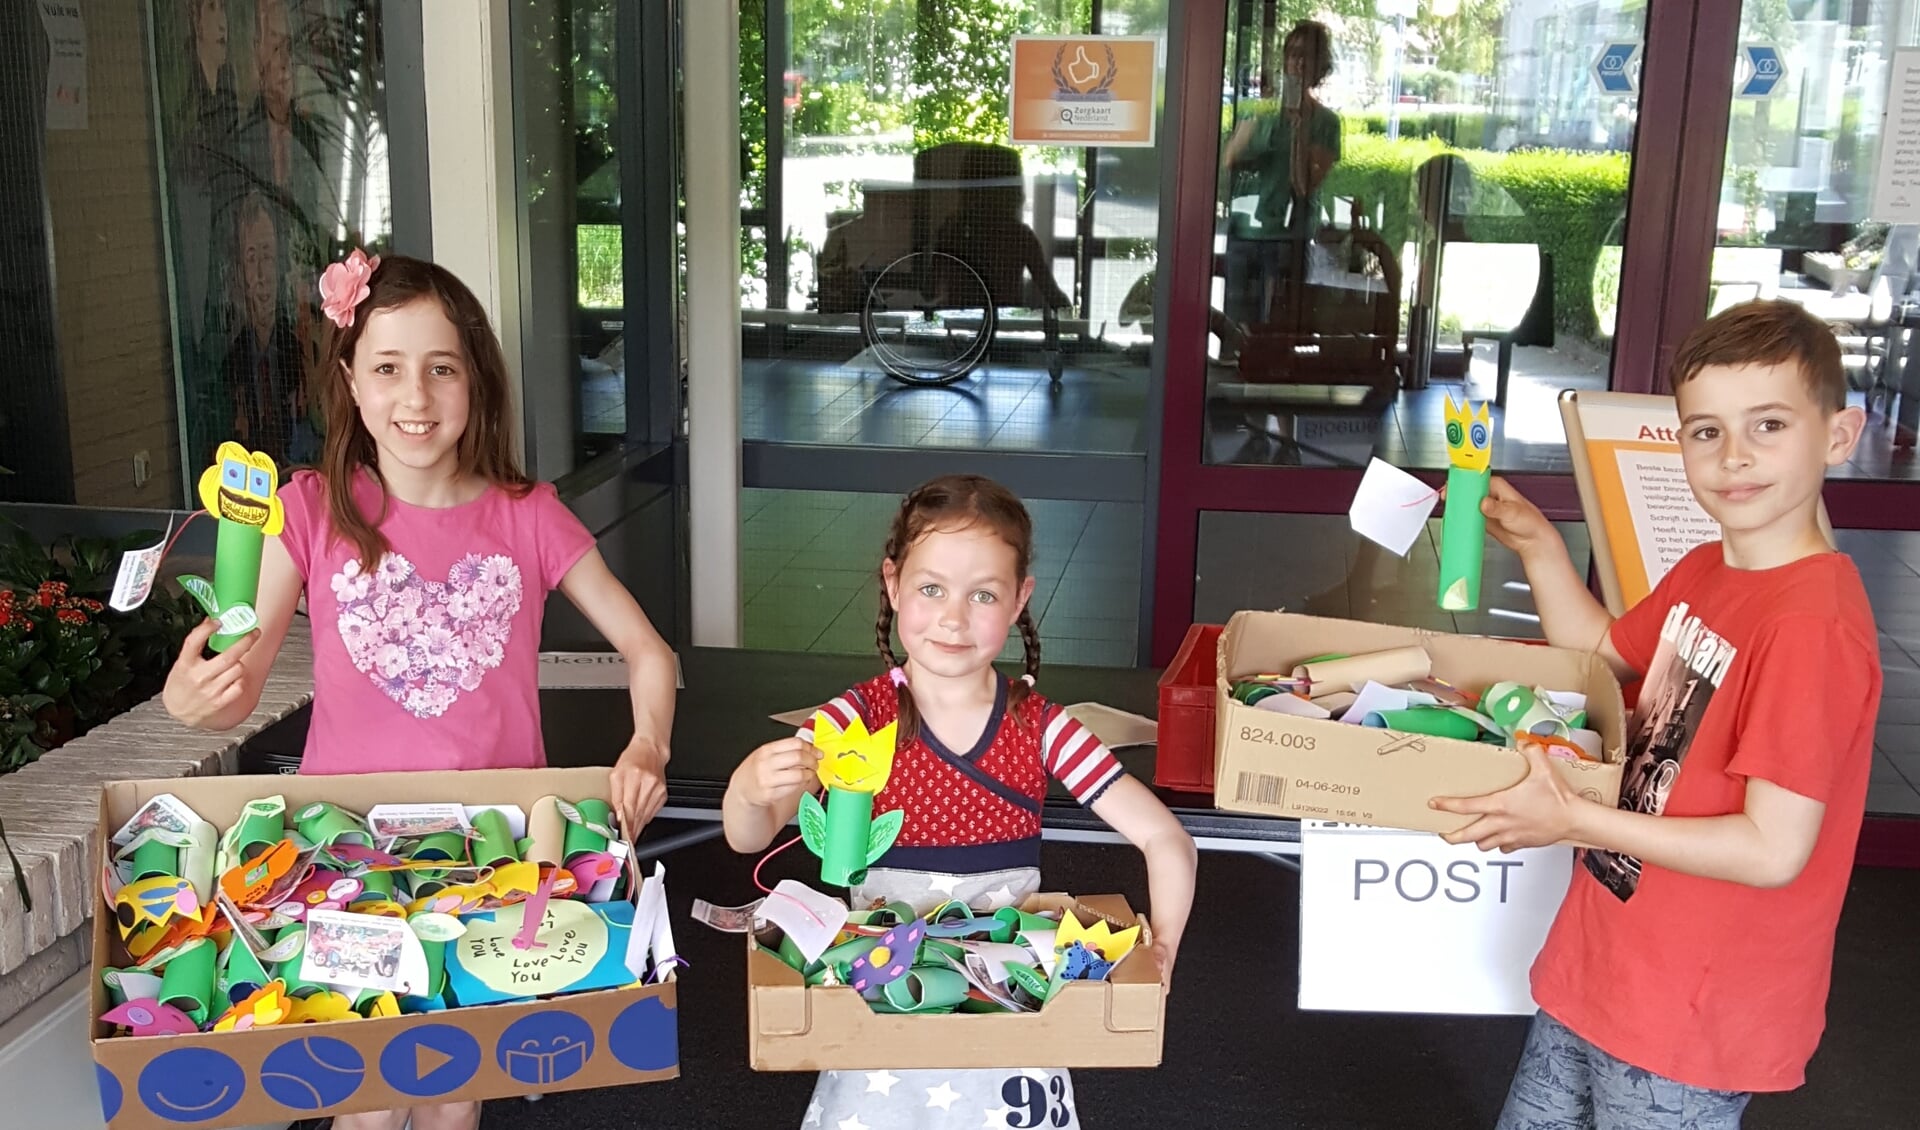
left=798, top=712, right=905, bottom=888
left=181, top=442, right=285, bottom=651
left=1438, top=396, right=1492, bottom=612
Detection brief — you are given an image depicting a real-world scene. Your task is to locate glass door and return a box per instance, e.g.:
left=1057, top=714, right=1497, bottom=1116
left=1152, top=0, right=1668, bottom=661
left=1697, top=0, right=1920, bottom=820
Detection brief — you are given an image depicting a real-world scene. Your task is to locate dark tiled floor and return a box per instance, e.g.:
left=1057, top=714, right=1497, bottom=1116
left=740, top=488, right=1143, bottom=668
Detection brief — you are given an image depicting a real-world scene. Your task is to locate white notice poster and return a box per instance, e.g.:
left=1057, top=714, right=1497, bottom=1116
left=37, top=1, right=87, bottom=130
left=1872, top=47, right=1920, bottom=223
left=1610, top=448, right=1722, bottom=590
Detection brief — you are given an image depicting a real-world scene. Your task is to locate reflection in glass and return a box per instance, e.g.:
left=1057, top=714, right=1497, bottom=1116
left=1206, top=2, right=1644, bottom=475
left=1714, top=0, right=1920, bottom=479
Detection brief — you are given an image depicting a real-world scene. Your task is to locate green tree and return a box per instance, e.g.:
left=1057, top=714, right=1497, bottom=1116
left=910, top=0, right=1038, bottom=147
left=1423, top=0, right=1508, bottom=84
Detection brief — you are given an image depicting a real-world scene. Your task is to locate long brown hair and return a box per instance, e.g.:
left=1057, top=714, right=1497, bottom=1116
left=876, top=475, right=1042, bottom=744
left=317, top=255, right=532, bottom=568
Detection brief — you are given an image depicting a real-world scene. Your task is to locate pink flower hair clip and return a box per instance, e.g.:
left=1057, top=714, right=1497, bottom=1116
left=318, top=248, right=381, bottom=329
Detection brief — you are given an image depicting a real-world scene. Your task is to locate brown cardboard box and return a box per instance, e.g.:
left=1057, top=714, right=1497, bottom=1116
left=748, top=894, right=1164, bottom=1071
left=90, top=768, right=678, bottom=1130
left=1213, top=612, right=1626, bottom=834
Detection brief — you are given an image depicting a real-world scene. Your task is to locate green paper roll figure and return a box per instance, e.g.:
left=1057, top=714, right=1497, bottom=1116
left=178, top=442, right=285, bottom=651
left=797, top=711, right=905, bottom=888
left=1438, top=396, right=1493, bottom=611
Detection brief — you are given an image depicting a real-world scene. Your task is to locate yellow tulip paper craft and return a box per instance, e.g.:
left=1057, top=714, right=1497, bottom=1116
left=799, top=712, right=904, bottom=887
left=180, top=442, right=286, bottom=651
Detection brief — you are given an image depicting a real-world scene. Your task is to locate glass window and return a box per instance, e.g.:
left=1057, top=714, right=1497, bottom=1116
left=1711, top=1, right=1920, bottom=480
left=1205, top=1, right=1648, bottom=475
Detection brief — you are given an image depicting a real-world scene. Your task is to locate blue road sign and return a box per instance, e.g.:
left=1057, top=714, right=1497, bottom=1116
left=1592, top=42, right=1640, bottom=95
left=1740, top=44, right=1785, bottom=98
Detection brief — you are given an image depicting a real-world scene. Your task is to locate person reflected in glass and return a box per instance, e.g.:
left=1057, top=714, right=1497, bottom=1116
left=1219, top=20, right=1342, bottom=344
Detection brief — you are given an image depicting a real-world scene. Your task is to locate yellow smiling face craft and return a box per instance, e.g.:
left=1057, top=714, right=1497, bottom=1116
left=811, top=713, right=898, bottom=794
left=197, top=442, right=285, bottom=535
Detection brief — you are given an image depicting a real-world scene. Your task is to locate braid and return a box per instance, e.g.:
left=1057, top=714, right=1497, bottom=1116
left=876, top=523, right=918, bottom=749
left=1008, top=607, right=1042, bottom=724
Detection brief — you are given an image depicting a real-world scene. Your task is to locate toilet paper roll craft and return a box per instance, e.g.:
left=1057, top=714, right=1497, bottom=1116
left=1483, top=681, right=1574, bottom=740
left=469, top=806, right=520, bottom=869
left=526, top=796, right=568, bottom=867
left=124, top=830, right=184, bottom=884
left=1059, top=940, right=1115, bottom=982
left=1360, top=706, right=1484, bottom=742
left=798, top=711, right=904, bottom=887
left=1438, top=396, right=1493, bottom=611
left=101, top=999, right=199, bottom=1037
left=158, top=936, right=220, bottom=1025
left=178, top=442, right=286, bottom=650
left=223, top=796, right=288, bottom=865
left=294, top=802, right=374, bottom=852
left=1290, top=647, right=1432, bottom=696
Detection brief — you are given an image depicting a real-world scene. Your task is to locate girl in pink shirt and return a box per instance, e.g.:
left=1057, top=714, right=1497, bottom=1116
left=162, top=252, right=677, bottom=1130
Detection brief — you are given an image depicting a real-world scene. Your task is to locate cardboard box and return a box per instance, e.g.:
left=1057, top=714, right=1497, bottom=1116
left=91, top=768, right=679, bottom=1130
left=1213, top=612, right=1626, bottom=834
left=748, top=894, right=1163, bottom=1071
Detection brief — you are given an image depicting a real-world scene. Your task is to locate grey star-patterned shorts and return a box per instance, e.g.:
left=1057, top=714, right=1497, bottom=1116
left=804, top=867, right=1081, bottom=1130
left=1496, top=1011, right=1752, bottom=1130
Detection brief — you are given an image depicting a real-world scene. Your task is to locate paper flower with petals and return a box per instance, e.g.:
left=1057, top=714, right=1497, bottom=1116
left=318, top=249, right=381, bottom=328
left=213, top=981, right=291, bottom=1032
left=799, top=710, right=905, bottom=887
left=1056, top=909, right=1140, bottom=963
left=286, top=990, right=359, bottom=1025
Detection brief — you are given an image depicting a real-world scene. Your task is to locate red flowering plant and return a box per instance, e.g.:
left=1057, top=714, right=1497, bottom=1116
left=0, top=517, right=196, bottom=774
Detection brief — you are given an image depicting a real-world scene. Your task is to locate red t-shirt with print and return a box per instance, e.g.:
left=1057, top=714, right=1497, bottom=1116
left=1529, top=543, right=1881, bottom=1092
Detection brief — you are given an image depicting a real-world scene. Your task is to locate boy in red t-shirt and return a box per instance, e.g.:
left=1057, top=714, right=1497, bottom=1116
left=1431, top=300, right=1883, bottom=1128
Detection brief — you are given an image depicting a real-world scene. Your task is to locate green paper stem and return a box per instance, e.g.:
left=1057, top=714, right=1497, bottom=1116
left=563, top=799, right=612, bottom=863
left=1438, top=465, right=1490, bottom=611
left=273, top=926, right=328, bottom=997
left=159, top=938, right=218, bottom=1025
left=412, top=830, right=467, bottom=880
left=872, top=967, right=970, bottom=1013
left=130, top=838, right=179, bottom=883
left=231, top=804, right=285, bottom=863
left=1368, top=707, right=1483, bottom=741
left=224, top=932, right=272, bottom=990
left=209, top=520, right=264, bottom=652
left=470, top=809, right=518, bottom=869
left=820, top=788, right=874, bottom=887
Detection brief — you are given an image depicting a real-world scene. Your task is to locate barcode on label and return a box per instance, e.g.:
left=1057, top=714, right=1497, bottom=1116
left=1235, top=771, right=1286, bottom=807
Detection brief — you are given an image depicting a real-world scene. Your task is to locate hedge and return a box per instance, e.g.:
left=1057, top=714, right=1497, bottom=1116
left=1319, top=132, right=1629, bottom=339
left=1347, top=109, right=1515, bottom=149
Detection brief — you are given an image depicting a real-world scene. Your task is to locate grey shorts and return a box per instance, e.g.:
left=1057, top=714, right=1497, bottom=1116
left=1496, top=1012, right=1752, bottom=1130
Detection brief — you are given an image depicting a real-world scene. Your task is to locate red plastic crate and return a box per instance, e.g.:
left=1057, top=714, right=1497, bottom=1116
left=1154, top=623, right=1222, bottom=794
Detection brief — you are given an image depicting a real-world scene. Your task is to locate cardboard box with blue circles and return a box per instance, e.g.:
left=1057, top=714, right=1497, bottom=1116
left=89, top=767, right=680, bottom=1129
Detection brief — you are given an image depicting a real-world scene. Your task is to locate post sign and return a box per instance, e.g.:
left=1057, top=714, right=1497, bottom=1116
left=1010, top=35, right=1160, bottom=148
left=1298, top=821, right=1573, bottom=1015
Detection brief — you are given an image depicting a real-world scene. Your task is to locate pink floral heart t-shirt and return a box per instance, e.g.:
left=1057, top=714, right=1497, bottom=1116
left=277, top=470, right=596, bottom=774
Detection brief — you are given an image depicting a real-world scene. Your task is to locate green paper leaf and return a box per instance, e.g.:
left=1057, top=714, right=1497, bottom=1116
left=798, top=791, right=828, bottom=857
left=865, top=808, right=904, bottom=866
left=1004, top=961, right=1053, bottom=1004
left=177, top=575, right=219, bottom=617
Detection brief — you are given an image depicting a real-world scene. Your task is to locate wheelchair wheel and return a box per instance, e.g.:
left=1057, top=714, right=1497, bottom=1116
left=860, top=251, right=997, bottom=387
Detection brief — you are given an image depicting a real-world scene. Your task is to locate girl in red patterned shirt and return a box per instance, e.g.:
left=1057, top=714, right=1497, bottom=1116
left=724, top=474, right=1196, bottom=1129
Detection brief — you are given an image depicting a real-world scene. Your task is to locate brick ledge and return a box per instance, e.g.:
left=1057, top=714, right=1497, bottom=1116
left=0, top=618, right=315, bottom=993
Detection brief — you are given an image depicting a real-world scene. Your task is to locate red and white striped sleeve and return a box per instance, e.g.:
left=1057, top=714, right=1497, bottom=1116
left=1042, top=704, right=1125, bottom=805
left=796, top=693, right=864, bottom=743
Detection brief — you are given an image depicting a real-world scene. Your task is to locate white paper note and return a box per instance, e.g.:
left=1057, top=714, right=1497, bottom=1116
left=1349, top=458, right=1438, bottom=556
left=759, top=880, right=850, bottom=963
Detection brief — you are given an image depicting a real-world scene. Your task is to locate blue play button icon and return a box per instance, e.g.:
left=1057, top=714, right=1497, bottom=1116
left=1592, top=42, right=1640, bottom=95
left=379, top=1024, right=482, bottom=1100
left=1740, top=44, right=1785, bottom=98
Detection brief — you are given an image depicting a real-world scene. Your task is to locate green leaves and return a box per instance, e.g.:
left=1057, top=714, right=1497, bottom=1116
left=865, top=808, right=904, bottom=865
left=799, top=791, right=828, bottom=858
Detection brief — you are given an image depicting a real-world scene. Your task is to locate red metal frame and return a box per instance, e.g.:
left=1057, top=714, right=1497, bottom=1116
left=1148, top=0, right=1920, bottom=666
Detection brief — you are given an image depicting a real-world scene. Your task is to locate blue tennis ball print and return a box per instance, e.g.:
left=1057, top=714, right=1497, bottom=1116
left=96, top=1063, right=123, bottom=1123
left=608, top=996, right=679, bottom=1072
left=261, top=1036, right=366, bottom=1111
left=137, top=1047, right=246, bottom=1123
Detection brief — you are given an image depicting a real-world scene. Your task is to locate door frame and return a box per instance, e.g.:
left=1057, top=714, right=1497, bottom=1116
left=1148, top=0, right=1920, bottom=665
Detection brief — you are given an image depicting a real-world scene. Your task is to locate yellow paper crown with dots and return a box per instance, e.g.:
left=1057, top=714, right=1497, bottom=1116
left=1443, top=396, right=1492, bottom=474
left=1056, top=908, right=1141, bottom=962
left=811, top=712, right=898, bottom=794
